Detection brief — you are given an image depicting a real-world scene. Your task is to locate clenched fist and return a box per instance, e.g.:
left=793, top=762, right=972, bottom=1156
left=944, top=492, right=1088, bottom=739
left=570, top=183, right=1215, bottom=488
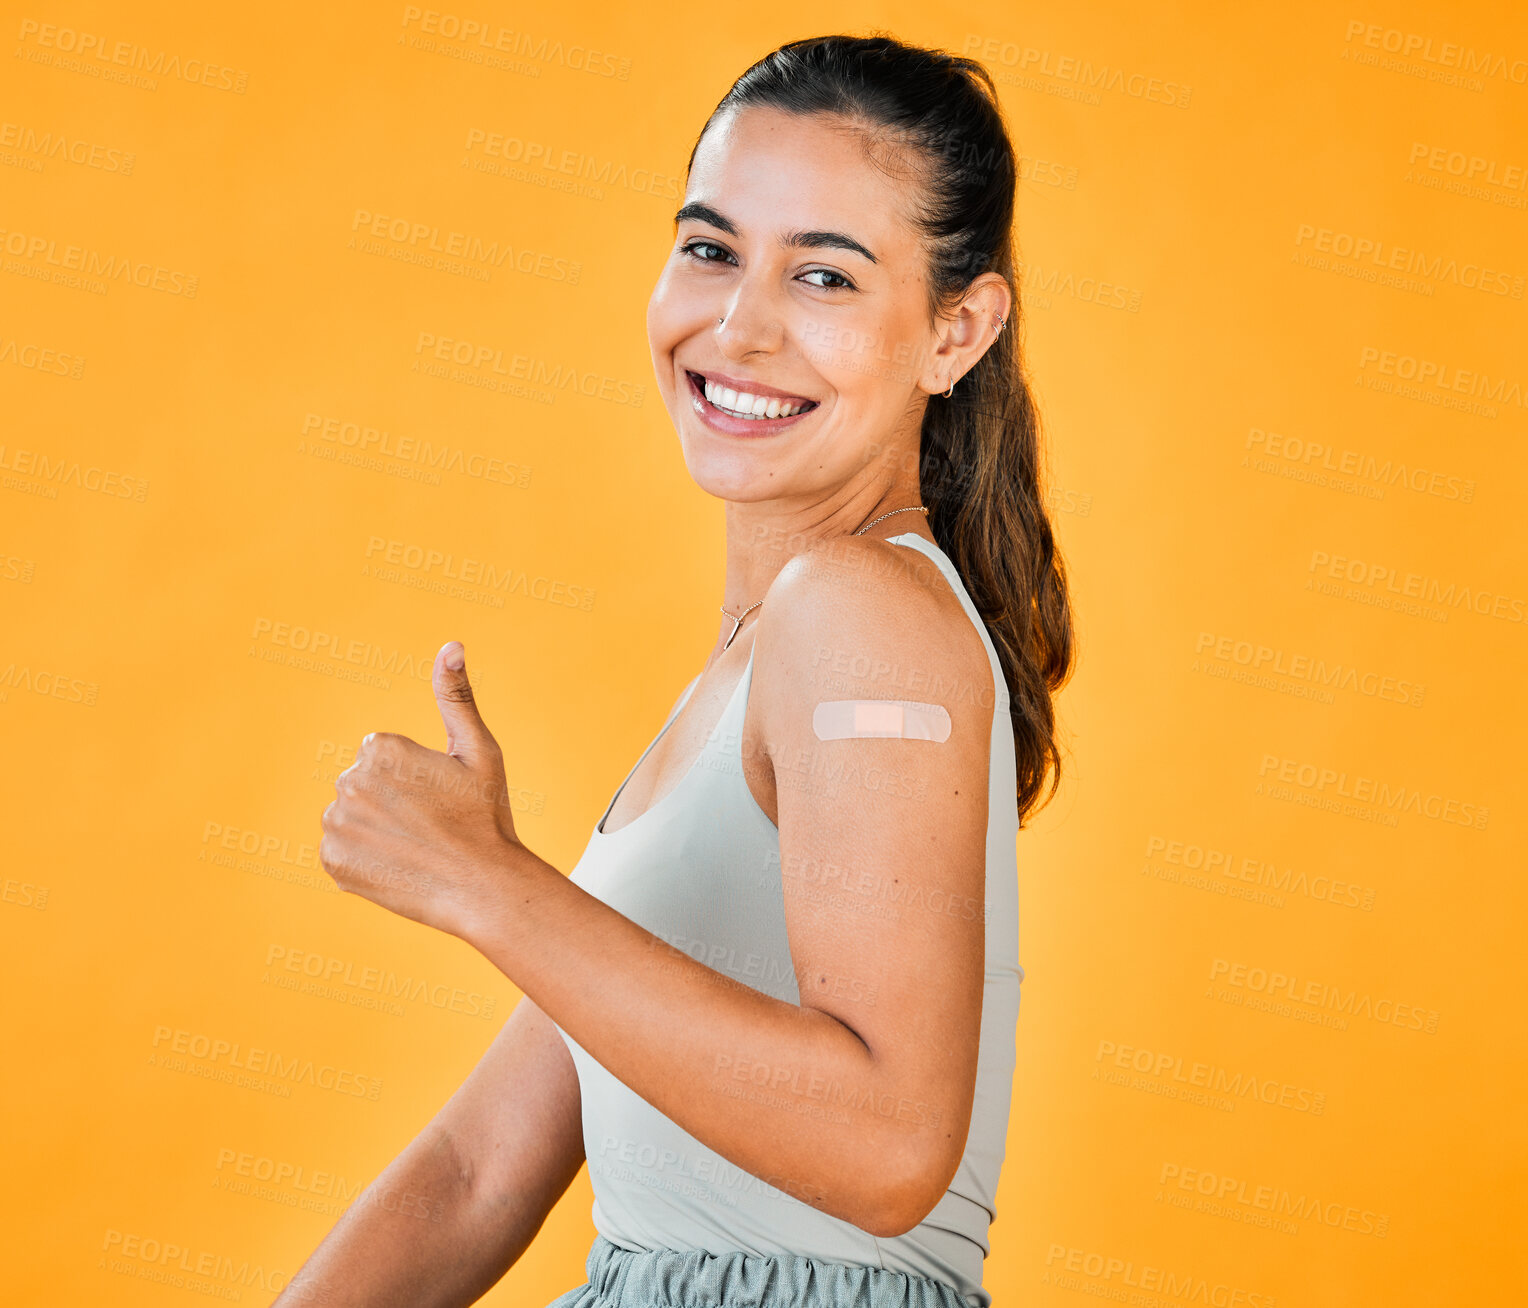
left=319, top=640, right=527, bottom=941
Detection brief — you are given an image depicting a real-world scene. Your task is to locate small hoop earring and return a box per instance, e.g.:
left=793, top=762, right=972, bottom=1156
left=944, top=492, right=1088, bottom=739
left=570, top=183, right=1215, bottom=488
left=943, top=377, right=955, bottom=398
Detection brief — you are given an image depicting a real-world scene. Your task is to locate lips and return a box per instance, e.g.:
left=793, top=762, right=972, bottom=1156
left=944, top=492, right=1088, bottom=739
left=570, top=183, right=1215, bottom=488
left=686, top=370, right=820, bottom=414
left=683, top=368, right=821, bottom=436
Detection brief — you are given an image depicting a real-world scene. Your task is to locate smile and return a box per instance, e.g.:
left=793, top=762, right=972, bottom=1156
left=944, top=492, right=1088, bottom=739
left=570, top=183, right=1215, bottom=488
left=685, top=370, right=821, bottom=436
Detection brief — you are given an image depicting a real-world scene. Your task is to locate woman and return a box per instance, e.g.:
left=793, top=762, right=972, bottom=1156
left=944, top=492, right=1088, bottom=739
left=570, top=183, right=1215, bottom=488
left=286, top=32, right=1075, bottom=1308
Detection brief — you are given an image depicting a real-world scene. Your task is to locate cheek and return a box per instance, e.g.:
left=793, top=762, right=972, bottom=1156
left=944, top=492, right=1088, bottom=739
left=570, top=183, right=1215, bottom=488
left=645, top=286, right=667, bottom=356
left=646, top=294, right=673, bottom=392
left=801, top=317, right=909, bottom=397
left=814, top=355, right=889, bottom=422
left=646, top=270, right=689, bottom=349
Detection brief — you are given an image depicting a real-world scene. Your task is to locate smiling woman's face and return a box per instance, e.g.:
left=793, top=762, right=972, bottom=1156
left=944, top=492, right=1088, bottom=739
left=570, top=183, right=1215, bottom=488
left=647, top=105, right=940, bottom=508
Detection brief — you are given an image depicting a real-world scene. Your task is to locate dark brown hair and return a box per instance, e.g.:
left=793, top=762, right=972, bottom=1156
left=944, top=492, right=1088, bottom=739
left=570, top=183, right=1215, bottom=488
left=688, top=32, right=1078, bottom=827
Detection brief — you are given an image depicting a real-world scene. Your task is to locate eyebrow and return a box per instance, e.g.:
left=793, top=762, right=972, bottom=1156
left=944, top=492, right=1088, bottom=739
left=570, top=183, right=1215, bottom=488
left=674, top=201, right=878, bottom=265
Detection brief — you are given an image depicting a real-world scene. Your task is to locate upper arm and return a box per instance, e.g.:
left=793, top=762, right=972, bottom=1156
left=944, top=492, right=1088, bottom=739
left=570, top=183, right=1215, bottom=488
left=422, top=994, right=585, bottom=1254
left=754, top=538, right=993, bottom=1234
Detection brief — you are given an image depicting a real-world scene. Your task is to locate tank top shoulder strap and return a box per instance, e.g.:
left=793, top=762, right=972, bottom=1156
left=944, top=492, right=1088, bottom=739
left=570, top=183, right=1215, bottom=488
left=883, top=532, right=1009, bottom=710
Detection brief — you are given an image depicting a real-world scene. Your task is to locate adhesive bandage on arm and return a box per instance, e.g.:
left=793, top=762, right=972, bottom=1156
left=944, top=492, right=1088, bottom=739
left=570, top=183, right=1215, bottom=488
left=811, top=699, right=952, bottom=742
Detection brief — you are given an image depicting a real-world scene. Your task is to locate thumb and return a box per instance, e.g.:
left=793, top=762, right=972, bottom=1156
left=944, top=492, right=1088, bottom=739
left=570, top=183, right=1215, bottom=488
left=433, top=641, right=496, bottom=765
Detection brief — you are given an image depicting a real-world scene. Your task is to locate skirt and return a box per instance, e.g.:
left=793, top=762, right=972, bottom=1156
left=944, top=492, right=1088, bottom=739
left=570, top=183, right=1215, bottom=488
left=544, top=1234, right=975, bottom=1308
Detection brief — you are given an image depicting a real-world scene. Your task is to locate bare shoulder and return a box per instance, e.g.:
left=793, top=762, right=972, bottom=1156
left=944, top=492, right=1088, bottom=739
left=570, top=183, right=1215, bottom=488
left=753, top=533, right=995, bottom=731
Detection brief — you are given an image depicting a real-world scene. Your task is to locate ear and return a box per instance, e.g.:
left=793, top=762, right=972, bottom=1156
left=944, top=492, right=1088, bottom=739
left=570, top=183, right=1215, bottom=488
left=920, top=271, right=1012, bottom=396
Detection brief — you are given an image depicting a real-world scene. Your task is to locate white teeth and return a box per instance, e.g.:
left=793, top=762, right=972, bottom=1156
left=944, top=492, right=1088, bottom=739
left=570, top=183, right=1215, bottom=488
left=700, top=376, right=811, bottom=420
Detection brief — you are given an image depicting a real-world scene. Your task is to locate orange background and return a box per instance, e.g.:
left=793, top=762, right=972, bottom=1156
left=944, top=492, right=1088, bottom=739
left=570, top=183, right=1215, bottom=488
left=3, top=2, right=1525, bottom=1304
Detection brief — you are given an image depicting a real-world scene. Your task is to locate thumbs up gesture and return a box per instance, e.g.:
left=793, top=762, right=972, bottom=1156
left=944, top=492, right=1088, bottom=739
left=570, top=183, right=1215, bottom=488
left=320, top=641, right=526, bottom=941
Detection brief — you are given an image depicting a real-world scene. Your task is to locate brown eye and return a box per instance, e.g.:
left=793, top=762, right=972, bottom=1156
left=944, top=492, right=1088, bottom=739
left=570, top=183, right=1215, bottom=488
left=801, top=268, right=856, bottom=291
left=681, top=240, right=734, bottom=265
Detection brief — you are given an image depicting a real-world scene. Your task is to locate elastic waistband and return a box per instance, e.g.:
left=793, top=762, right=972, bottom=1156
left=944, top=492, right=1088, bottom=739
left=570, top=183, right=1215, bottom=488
left=560, top=1235, right=973, bottom=1308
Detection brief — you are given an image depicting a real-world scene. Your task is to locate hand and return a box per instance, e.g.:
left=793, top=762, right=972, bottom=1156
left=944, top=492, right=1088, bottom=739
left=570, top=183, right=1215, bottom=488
left=319, top=641, right=525, bottom=940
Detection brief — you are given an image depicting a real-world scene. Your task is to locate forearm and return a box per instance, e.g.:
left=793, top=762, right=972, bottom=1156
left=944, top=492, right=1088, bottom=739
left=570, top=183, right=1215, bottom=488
left=467, top=849, right=944, bottom=1233
left=271, top=1128, right=525, bottom=1308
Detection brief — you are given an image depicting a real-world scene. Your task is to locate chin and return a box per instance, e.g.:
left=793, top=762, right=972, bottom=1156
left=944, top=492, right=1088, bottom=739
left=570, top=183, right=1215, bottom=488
left=675, top=439, right=779, bottom=500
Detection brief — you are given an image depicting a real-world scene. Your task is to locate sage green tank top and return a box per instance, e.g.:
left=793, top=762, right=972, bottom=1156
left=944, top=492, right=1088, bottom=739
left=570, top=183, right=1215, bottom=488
left=552, top=533, right=1023, bottom=1308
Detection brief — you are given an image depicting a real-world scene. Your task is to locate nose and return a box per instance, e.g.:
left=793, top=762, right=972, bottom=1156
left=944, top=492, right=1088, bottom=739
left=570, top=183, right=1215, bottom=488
left=714, top=287, right=784, bottom=360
